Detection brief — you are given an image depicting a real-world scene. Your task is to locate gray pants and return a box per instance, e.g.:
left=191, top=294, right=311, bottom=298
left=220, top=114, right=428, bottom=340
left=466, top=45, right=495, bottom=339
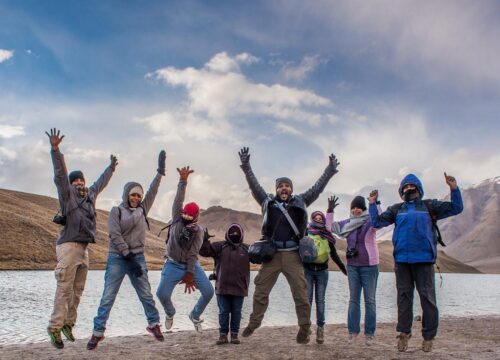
left=395, top=263, right=438, bottom=340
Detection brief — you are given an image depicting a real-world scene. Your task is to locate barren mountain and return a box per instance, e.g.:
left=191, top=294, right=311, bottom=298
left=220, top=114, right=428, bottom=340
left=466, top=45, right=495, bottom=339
left=0, top=188, right=479, bottom=273
left=440, top=177, right=500, bottom=273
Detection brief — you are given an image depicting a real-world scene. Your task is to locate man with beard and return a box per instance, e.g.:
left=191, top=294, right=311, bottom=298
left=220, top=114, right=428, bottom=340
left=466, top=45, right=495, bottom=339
left=156, top=166, right=214, bottom=333
left=369, top=173, right=463, bottom=353
left=238, top=147, right=340, bottom=344
left=45, top=128, right=117, bottom=349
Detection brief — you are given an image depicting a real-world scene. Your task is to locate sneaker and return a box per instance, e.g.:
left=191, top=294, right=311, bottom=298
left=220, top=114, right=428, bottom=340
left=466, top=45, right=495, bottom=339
left=422, top=339, right=433, bottom=352
left=242, top=327, right=255, bottom=338
left=87, top=335, right=104, bottom=350
left=188, top=313, right=203, bottom=333
left=365, top=334, right=375, bottom=346
left=296, top=325, right=311, bottom=344
left=348, top=333, right=359, bottom=343
left=61, top=324, right=75, bottom=342
left=165, top=315, right=174, bottom=331
left=316, top=326, right=324, bottom=344
left=146, top=324, right=164, bottom=342
left=397, top=332, right=411, bottom=352
left=230, top=333, right=241, bottom=344
left=47, top=328, right=64, bottom=349
left=216, top=334, right=229, bottom=345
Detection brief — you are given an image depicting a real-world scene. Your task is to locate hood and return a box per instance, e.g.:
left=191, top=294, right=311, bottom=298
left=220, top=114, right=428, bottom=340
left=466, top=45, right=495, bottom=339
left=225, top=223, right=244, bottom=244
left=399, top=174, right=424, bottom=198
left=121, top=181, right=143, bottom=206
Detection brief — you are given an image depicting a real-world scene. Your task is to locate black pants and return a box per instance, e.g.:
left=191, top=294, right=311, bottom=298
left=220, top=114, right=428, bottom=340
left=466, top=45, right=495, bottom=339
left=395, top=262, right=438, bottom=340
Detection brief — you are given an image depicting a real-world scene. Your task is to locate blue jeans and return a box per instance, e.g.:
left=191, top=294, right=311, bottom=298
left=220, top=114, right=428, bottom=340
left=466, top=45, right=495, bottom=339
left=347, top=265, right=379, bottom=335
left=304, top=268, right=329, bottom=327
left=93, top=253, right=160, bottom=336
left=156, top=259, right=214, bottom=320
left=216, top=294, right=244, bottom=335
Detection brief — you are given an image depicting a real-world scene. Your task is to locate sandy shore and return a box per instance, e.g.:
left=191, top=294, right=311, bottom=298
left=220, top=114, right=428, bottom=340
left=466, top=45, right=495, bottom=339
left=1, top=316, right=499, bottom=360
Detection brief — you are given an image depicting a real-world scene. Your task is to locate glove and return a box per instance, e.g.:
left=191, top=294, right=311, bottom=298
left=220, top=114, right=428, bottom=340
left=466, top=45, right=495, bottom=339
left=177, top=166, right=194, bottom=181
left=328, top=154, right=340, bottom=174
left=203, top=228, right=215, bottom=243
left=123, top=253, right=143, bottom=277
left=157, top=150, right=166, bottom=176
left=180, top=272, right=197, bottom=294
left=238, top=147, right=250, bottom=166
left=368, top=190, right=380, bottom=205
left=327, top=195, right=339, bottom=213
left=110, top=154, right=118, bottom=171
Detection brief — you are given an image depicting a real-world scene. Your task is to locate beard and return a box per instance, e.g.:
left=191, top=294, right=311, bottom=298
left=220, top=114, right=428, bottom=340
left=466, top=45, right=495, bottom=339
left=76, top=186, right=89, bottom=198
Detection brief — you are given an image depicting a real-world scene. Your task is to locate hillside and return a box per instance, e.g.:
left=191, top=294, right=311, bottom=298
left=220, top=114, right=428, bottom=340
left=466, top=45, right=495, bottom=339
left=0, top=188, right=479, bottom=273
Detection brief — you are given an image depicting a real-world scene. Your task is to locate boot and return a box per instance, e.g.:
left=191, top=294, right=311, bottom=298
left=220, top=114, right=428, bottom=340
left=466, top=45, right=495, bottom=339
left=422, top=339, right=433, bottom=352
left=47, top=327, right=64, bottom=349
left=296, top=324, right=311, bottom=344
left=61, top=324, right=75, bottom=342
left=87, top=335, right=104, bottom=350
left=316, top=326, right=324, bottom=344
left=216, top=334, right=228, bottom=345
left=397, top=332, right=411, bottom=352
left=230, top=333, right=241, bottom=344
left=242, top=326, right=255, bottom=338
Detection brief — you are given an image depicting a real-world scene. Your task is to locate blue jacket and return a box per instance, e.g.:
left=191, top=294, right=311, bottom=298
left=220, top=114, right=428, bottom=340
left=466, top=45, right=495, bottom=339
left=369, top=174, right=463, bottom=263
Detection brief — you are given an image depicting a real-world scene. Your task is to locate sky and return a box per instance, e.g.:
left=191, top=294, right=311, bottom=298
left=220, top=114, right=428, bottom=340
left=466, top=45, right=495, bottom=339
left=1, top=0, right=499, bottom=221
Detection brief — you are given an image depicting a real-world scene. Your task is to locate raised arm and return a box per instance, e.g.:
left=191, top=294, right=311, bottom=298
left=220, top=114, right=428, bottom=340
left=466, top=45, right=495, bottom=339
left=46, top=128, right=71, bottom=202
left=108, top=207, right=130, bottom=256
left=368, top=190, right=396, bottom=229
left=325, top=195, right=339, bottom=230
left=300, top=154, right=340, bottom=207
left=199, top=229, right=223, bottom=258
left=433, top=172, right=464, bottom=220
left=172, top=166, right=193, bottom=218
left=141, top=150, right=166, bottom=215
left=88, top=154, right=117, bottom=196
left=238, top=147, right=268, bottom=205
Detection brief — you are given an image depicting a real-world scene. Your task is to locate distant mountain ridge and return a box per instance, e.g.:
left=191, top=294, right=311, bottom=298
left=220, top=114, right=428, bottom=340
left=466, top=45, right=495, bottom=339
left=0, top=188, right=481, bottom=273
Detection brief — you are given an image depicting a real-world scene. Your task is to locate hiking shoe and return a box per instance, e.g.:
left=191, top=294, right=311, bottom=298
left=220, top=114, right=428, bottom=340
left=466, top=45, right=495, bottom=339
left=348, top=332, right=359, bottom=343
left=47, top=328, right=64, bottom=349
left=422, top=339, right=433, bottom=352
left=242, top=326, right=255, bottom=338
left=87, top=335, right=104, bottom=350
left=61, top=324, right=75, bottom=342
left=188, top=313, right=203, bottom=333
left=316, top=326, right=324, bottom=344
left=365, top=334, right=375, bottom=346
left=296, top=325, right=311, bottom=344
left=397, top=332, right=411, bottom=352
left=165, top=314, right=174, bottom=331
left=147, top=324, right=164, bottom=342
left=216, top=334, right=229, bottom=345
left=230, top=333, right=241, bottom=344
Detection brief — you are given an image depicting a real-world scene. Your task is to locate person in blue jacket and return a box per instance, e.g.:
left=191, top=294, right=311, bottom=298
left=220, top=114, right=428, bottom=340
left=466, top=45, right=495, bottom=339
left=368, top=172, right=463, bottom=353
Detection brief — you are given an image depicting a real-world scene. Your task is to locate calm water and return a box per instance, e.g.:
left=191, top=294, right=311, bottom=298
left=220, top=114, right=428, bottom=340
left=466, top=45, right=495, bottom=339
left=0, top=271, right=499, bottom=344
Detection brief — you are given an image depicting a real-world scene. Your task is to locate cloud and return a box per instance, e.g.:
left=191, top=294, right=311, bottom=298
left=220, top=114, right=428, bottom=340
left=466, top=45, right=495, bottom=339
left=0, top=49, right=14, bottom=63
left=282, top=54, right=326, bottom=81
left=149, top=52, right=331, bottom=123
left=0, top=124, right=25, bottom=138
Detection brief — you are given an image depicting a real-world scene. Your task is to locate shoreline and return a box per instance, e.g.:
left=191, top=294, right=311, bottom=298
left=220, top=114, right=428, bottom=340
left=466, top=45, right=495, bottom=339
left=1, top=316, right=499, bottom=359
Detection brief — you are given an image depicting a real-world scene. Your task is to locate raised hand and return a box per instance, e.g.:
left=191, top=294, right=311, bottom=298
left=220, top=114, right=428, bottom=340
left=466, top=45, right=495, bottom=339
left=177, top=166, right=194, bottom=181
left=444, top=172, right=458, bottom=190
left=238, top=147, right=250, bottom=165
left=109, top=155, right=118, bottom=171
left=157, top=150, right=166, bottom=175
left=45, top=128, right=65, bottom=150
left=368, top=189, right=379, bottom=204
left=203, top=228, right=215, bottom=243
left=327, top=195, right=339, bottom=213
left=329, top=154, right=340, bottom=173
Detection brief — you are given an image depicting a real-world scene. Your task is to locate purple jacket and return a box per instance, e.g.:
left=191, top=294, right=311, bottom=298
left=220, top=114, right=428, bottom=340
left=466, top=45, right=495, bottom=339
left=326, top=207, right=381, bottom=267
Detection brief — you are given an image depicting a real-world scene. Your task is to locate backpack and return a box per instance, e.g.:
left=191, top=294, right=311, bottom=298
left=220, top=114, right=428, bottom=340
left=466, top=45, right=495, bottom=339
left=310, top=235, right=330, bottom=264
left=299, top=236, right=318, bottom=263
left=391, top=200, right=445, bottom=247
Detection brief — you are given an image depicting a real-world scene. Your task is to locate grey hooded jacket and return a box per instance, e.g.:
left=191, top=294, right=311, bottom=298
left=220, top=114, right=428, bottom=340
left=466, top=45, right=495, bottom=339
left=108, top=173, right=163, bottom=256
left=51, top=149, right=114, bottom=245
left=165, top=180, right=203, bottom=274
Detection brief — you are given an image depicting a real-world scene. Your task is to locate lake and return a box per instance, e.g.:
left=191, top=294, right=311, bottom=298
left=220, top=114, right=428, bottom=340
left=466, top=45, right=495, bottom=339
left=0, top=271, right=499, bottom=344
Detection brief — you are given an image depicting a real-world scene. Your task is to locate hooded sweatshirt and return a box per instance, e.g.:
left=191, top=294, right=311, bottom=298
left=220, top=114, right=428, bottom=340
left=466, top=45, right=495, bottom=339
left=369, top=173, right=463, bottom=263
left=51, top=148, right=114, bottom=245
left=199, top=223, right=250, bottom=297
left=108, top=173, right=162, bottom=256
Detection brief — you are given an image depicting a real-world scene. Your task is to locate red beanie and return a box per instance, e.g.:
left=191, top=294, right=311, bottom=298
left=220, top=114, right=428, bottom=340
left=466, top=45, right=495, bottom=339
left=183, top=202, right=199, bottom=217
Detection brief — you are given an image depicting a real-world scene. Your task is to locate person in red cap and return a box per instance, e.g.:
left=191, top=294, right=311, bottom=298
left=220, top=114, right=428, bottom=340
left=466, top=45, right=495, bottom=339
left=156, top=166, right=214, bottom=333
